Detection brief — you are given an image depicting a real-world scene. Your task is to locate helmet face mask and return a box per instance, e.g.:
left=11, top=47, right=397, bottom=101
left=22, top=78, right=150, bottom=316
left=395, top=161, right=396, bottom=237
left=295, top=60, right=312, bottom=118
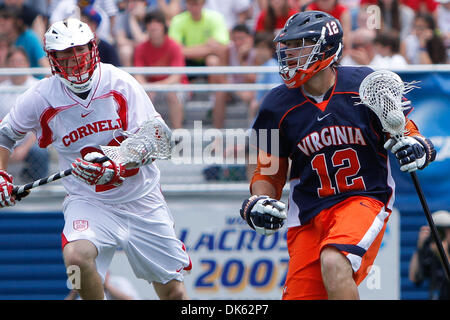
left=274, top=11, right=343, bottom=88
left=277, top=37, right=324, bottom=84
left=44, top=18, right=100, bottom=93
left=48, top=41, right=99, bottom=87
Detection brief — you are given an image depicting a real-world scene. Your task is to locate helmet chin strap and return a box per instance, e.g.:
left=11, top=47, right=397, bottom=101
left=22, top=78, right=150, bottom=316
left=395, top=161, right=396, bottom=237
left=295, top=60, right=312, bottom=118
left=59, top=65, right=99, bottom=94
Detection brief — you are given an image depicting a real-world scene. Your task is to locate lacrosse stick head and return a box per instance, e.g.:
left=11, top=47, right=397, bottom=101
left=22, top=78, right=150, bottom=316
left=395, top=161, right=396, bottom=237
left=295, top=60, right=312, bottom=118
left=100, top=117, right=172, bottom=166
left=359, top=70, right=411, bottom=137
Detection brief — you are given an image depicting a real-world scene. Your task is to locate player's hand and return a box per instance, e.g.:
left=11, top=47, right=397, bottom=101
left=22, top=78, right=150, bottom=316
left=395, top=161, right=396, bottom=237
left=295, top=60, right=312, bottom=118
left=240, top=195, right=287, bottom=236
left=71, top=152, right=126, bottom=186
left=0, top=170, right=16, bottom=207
left=384, top=136, right=436, bottom=172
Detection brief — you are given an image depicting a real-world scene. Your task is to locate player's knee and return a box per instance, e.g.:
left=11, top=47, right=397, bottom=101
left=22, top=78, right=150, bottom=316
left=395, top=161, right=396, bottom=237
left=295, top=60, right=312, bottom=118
left=63, top=240, right=97, bottom=270
left=165, top=287, right=187, bottom=300
left=155, top=280, right=188, bottom=300
left=320, top=246, right=352, bottom=283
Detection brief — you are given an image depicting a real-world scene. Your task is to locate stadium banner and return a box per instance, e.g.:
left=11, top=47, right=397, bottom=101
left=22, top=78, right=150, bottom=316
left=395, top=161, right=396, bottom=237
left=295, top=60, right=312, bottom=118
left=109, top=195, right=399, bottom=300
left=392, top=71, right=450, bottom=212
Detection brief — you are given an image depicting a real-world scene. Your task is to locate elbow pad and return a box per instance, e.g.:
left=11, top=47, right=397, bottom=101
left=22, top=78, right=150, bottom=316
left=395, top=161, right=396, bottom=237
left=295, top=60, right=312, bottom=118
left=0, top=121, right=25, bottom=151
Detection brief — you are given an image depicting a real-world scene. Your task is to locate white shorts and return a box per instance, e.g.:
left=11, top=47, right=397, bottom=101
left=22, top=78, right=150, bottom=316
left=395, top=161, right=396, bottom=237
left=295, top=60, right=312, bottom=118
left=61, top=184, right=191, bottom=284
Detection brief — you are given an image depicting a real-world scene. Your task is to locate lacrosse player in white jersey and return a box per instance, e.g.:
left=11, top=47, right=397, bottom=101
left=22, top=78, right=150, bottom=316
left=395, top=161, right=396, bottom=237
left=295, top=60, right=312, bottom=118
left=0, top=18, right=191, bottom=300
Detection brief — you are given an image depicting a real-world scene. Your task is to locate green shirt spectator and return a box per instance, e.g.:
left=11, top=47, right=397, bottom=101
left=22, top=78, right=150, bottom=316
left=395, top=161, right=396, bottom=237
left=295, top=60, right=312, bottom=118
left=168, top=0, right=229, bottom=64
left=169, top=8, right=229, bottom=47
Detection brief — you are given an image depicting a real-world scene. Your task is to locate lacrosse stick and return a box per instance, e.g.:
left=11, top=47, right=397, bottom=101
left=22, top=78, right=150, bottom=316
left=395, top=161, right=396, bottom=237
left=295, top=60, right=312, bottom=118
left=12, top=117, right=172, bottom=199
left=358, top=70, right=450, bottom=280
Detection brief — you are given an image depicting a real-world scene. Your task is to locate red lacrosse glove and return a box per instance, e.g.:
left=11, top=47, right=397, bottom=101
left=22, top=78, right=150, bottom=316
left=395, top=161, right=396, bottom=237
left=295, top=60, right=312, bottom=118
left=0, top=170, right=15, bottom=207
left=71, top=152, right=126, bottom=187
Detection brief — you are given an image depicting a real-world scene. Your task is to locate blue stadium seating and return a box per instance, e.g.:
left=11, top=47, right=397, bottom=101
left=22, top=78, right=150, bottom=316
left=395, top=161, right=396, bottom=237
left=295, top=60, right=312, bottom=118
left=0, top=212, right=69, bottom=300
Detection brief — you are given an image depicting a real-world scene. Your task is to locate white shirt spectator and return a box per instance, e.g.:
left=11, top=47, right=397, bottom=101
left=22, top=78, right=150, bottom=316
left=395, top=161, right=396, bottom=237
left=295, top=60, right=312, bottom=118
left=205, top=0, right=251, bottom=30
left=49, top=0, right=117, bottom=44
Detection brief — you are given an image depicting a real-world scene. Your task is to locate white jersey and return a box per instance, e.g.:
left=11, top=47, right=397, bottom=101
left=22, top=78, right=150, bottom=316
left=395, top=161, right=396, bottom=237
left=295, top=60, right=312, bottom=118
left=3, top=63, right=161, bottom=203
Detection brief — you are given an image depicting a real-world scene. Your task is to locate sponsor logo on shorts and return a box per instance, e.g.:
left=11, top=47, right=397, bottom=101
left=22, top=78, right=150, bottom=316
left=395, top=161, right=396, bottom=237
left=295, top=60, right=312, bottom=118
left=73, top=220, right=89, bottom=231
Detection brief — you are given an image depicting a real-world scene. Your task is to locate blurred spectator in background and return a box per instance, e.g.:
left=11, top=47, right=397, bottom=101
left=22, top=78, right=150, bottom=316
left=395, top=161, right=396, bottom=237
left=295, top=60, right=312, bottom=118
left=402, top=0, right=439, bottom=15
left=79, top=0, right=118, bottom=45
left=409, top=210, right=450, bottom=300
left=213, top=24, right=256, bottom=130
left=436, top=0, right=450, bottom=63
left=379, top=0, right=414, bottom=38
left=247, top=0, right=267, bottom=31
left=205, top=0, right=252, bottom=31
left=372, top=31, right=408, bottom=67
left=248, top=32, right=282, bottom=124
left=289, top=0, right=313, bottom=11
left=134, top=10, right=187, bottom=129
left=114, top=0, right=148, bottom=66
left=48, top=0, right=80, bottom=26
left=169, top=0, right=229, bottom=68
left=0, top=47, right=49, bottom=182
left=0, top=34, right=9, bottom=83
left=340, top=28, right=386, bottom=66
left=254, top=0, right=298, bottom=36
left=306, top=0, right=352, bottom=51
left=81, top=5, right=121, bottom=66
left=144, top=0, right=182, bottom=22
left=401, top=12, right=447, bottom=64
left=0, top=5, right=49, bottom=69
left=360, top=0, right=437, bottom=14
left=1, top=0, right=48, bottom=41
left=168, top=0, right=229, bottom=128
left=49, top=0, right=118, bottom=45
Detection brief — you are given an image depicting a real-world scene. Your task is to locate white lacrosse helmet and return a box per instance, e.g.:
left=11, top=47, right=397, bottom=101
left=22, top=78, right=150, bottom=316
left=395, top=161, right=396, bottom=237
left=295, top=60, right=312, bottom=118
left=44, top=18, right=100, bottom=93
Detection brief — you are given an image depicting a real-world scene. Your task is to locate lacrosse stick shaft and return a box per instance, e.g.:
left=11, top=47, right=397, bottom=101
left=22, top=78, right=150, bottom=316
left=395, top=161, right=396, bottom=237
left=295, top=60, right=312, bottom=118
left=12, top=155, right=109, bottom=197
left=410, top=171, right=450, bottom=280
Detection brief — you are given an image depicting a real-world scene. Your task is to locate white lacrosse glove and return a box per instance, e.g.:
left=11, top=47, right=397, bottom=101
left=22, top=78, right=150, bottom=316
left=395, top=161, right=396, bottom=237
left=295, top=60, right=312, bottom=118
left=0, top=170, right=15, bottom=207
left=71, top=152, right=126, bottom=186
left=240, top=195, right=287, bottom=236
left=384, top=136, right=436, bottom=172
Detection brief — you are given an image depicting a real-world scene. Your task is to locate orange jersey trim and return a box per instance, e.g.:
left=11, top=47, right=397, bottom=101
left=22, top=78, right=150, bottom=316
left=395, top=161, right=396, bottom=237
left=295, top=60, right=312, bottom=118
left=250, top=150, right=289, bottom=200
left=404, top=118, right=421, bottom=137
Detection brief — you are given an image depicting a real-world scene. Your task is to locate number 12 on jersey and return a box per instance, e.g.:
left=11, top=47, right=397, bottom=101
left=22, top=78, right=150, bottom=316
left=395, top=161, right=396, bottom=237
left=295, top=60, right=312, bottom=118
left=311, top=148, right=366, bottom=198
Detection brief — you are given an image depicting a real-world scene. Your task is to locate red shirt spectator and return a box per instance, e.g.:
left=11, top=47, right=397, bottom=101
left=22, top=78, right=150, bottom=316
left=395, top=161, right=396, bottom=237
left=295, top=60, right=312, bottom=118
left=306, top=1, right=352, bottom=53
left=133, top=10, right=188, bottom=129
left=134, top=35, right=188, bottom=84
left=360, top=0, right=438, bottom=13
left=307, top=2, right=349, bottom=20
left=402, top=0, right=438, bottom=12
left=255, top=0, right=298, bottom=34
left=255, top=8, right=298, bottom=32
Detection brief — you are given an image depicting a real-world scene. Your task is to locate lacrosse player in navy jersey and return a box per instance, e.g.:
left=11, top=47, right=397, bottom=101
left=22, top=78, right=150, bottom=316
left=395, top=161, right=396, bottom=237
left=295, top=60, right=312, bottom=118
left=239, top=11, right=436, bottom=299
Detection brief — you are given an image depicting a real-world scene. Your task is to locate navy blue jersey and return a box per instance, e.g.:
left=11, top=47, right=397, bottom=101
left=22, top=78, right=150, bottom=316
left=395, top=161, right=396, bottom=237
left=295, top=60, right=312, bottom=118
left=251, top=66, right=400, bottom=227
